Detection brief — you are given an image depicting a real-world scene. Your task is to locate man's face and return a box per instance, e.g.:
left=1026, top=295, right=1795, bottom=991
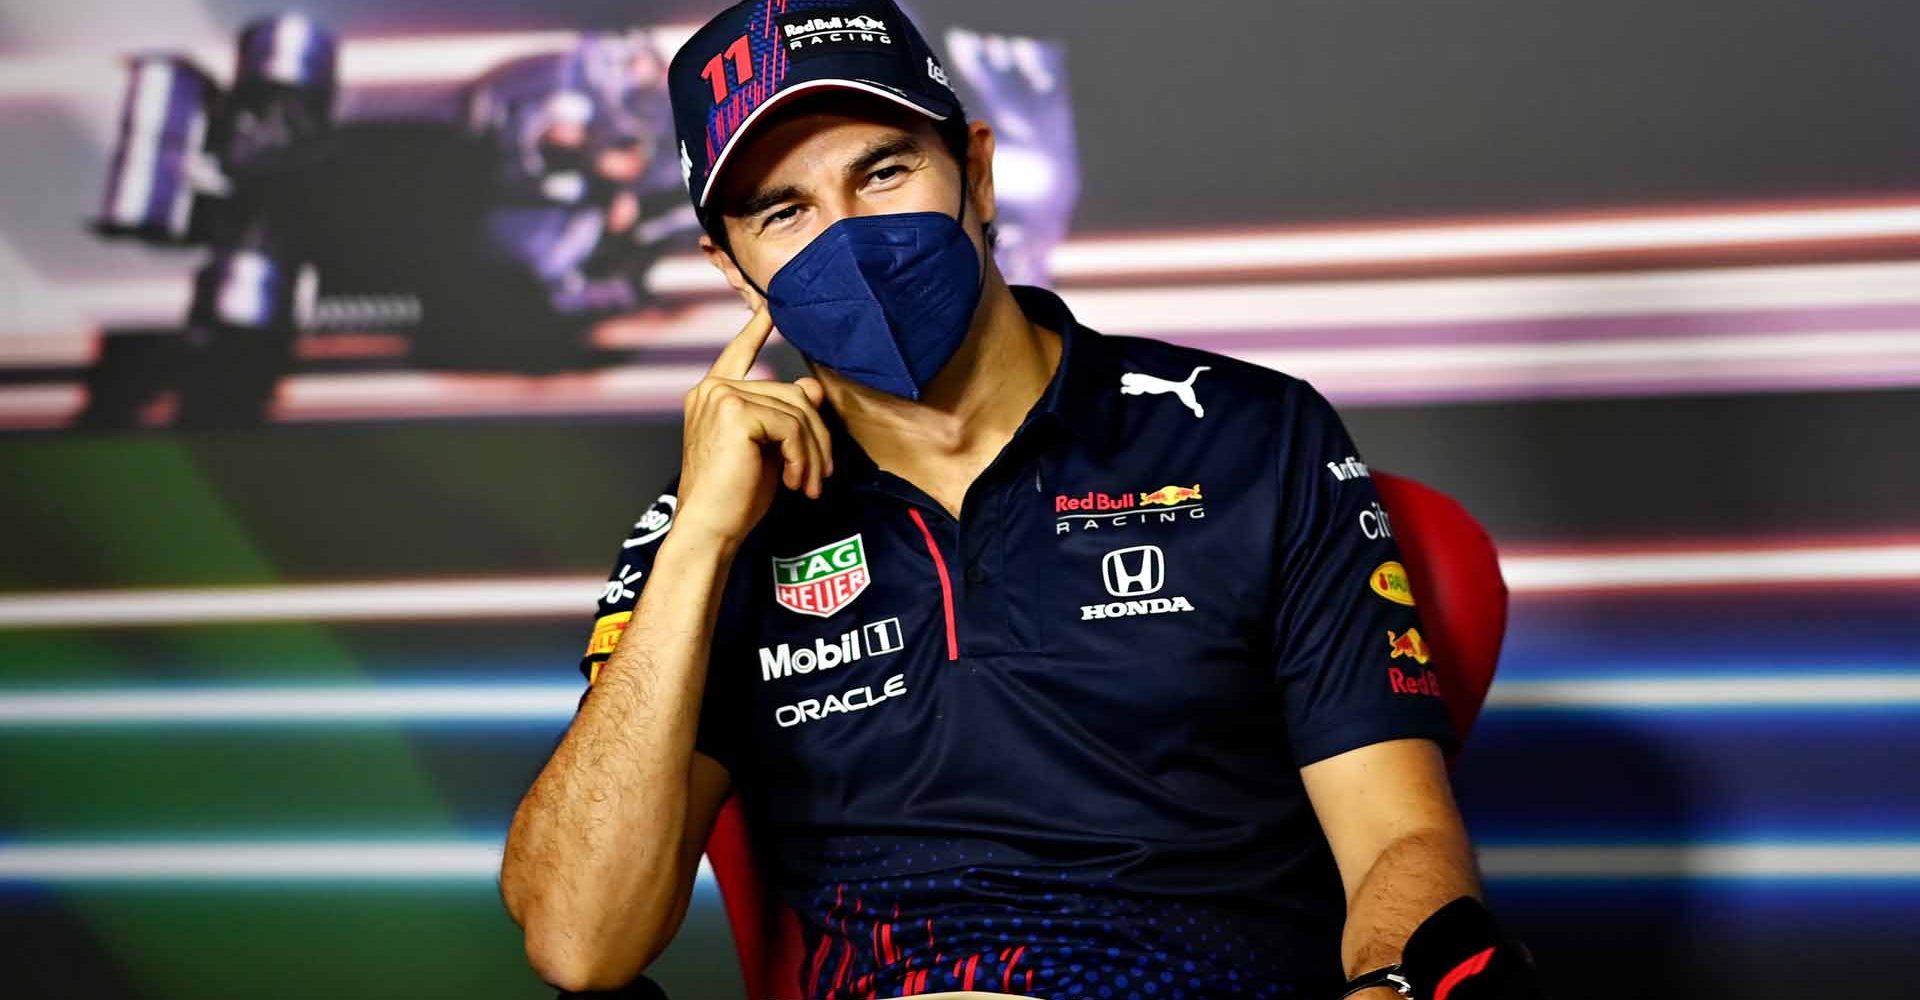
left=708, top=96, right=988, bottom=297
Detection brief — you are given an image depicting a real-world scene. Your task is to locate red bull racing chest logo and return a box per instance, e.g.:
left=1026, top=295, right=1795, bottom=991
left=1055, top=483, right=1205, bottom=534
left=772, top=534, right=871, bottom=617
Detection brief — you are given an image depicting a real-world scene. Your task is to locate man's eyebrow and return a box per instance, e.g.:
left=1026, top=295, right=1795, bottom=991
left=845, top=135, right=923, bottom=178
left=736, top=183, right=806, bottom=220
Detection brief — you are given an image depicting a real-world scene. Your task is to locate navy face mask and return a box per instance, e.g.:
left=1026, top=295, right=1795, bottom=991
left=751, top=180, right=984, bottom=400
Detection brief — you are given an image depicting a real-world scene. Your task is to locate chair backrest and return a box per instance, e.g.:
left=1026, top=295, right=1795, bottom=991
left=703, top=471, right=1508, bottom=999
left=704, top=793, right=806, bottom=1000
left=1372, top=471, right=1509, bottom=750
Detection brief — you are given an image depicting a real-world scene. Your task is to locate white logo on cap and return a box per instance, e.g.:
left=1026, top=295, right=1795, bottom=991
left=782, top=16, right=892, bottom=50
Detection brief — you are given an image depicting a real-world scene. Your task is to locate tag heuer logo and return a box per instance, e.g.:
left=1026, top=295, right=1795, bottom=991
left=773, top=533, right=871, bottom=617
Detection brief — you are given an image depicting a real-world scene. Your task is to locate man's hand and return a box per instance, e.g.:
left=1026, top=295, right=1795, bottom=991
left=674, top=305, right=833, bottom=547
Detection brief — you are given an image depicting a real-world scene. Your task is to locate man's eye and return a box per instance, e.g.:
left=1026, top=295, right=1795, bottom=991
left=868, top=164, right=905, bottom=184
left=763, top=205, right=801, bottom=228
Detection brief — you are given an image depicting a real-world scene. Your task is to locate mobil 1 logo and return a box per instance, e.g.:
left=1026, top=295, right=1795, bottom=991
left=759, top=617, right=905, bottom=682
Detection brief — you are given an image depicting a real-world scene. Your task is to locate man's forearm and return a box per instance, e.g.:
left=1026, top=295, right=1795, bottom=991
left=499, top=528, right=737, bottom=985
left=1340, top=827, right=1482, bottom=982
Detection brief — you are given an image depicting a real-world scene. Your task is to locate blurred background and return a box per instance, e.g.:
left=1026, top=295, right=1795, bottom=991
left=4, top=0, right=1919, bottom=997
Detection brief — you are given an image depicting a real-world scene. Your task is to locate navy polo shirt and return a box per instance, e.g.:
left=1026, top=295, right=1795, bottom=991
left=580, top=286, right=1454, bottom=1000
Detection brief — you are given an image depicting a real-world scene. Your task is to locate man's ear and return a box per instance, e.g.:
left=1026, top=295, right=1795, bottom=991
left=699, top=232, right=767, bottom=311
left=964, top=118, right=998, bottom=229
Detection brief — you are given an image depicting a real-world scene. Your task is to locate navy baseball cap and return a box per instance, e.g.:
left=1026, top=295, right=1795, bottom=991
left=669, top=0, right=963, bottom=219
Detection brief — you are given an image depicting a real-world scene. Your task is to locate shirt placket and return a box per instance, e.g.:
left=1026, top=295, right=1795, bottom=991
left=953, top=475, right=1011, bottom=657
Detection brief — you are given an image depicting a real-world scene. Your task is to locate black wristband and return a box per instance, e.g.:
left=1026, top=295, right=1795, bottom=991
left=1340, top=964, right=1416, bottom=999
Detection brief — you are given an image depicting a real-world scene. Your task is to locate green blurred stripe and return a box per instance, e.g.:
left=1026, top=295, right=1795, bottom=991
left=33, top=885, right=546, bottom=999
left=0, top=437, right=469, bottom=997
left=10, top=883, right=747, bottom=1000
left=0, top=424, right=678, bottom=591
left=0, top=730, right=551, bottom=835
left=0, top=620, right=585, bottom=685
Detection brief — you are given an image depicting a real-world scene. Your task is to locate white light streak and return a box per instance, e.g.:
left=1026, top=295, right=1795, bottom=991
left=0, top=685, right=580, bottom=725
left=267, top=362, right=765, bottom=422
left=1498, top=543, right=1920, bottom=594
left=0, top=28, right=701, bottom=103
left=0, top=841, right=507, bottom=881
left=0, top=578, right=596, bottom=629
left=1486, top=675, right=1920, bottom=710
left=1229, top=328, right=1920, bottom=401
left=1049, top=203, right=1920, bottom=278
left=1478, top=843, right=1920, bottom=880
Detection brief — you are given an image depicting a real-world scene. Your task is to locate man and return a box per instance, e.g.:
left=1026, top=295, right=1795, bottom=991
left=501, top=3, right=1518, bottom=998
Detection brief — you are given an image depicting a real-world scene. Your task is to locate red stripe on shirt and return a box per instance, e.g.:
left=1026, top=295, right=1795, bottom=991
left=907, top=507, right=959, bottom=660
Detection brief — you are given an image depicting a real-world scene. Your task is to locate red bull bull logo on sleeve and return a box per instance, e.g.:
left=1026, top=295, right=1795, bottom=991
left=1386, top=627, right=1442, bottom=697
left=1386, top=627, right=1431, bottom=664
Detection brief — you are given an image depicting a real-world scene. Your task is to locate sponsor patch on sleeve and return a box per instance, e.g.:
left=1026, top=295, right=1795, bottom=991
left=1386, top=627, right=1443, bottom=697
left=622, top=493, right=677, bottom=551
left=585, top=611, right=633, bottom=667
left=1370, top=560, right=1415, bottom=606
left=1386, top=626, right=1430, bottom=664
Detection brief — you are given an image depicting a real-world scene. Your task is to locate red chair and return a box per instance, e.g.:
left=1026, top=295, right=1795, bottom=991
left=702, top=471, right=1509, bottom=1000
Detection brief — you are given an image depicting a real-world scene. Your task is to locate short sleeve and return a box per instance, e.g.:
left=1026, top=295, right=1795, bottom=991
left=578, top=476, right=746, bottom=775
left=1268, top=381, right=1456, bottom=767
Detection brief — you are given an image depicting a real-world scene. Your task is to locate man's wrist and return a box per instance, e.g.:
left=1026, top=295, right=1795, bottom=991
left=656, top=520, right=744, bottom=566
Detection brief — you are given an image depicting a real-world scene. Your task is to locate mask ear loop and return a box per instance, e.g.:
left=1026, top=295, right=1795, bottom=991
left=956, top=157, right=989, bottom=295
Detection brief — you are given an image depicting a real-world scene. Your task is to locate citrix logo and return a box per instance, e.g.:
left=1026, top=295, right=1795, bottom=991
left=1359, top=500, right=1394, bottom=540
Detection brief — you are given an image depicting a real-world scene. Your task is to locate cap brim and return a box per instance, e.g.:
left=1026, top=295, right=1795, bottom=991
left=697, top=78, right=952, bottom=211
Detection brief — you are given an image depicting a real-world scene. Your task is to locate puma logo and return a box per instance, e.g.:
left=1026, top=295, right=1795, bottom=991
left=1119, top=365, right=1210, bottom=418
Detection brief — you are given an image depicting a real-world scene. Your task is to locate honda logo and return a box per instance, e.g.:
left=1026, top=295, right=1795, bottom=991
left=1101, top=545, right=1165, bottom=597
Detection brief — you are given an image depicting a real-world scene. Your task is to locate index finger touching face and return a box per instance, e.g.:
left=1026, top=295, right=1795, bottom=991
left=707, top=304, right=776, bottom=380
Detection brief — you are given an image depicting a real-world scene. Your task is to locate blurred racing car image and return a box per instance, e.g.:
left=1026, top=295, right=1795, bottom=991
left=81, top=11, right=1080, bottom=428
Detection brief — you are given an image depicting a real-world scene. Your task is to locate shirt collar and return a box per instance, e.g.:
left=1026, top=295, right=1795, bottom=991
left=1012, top=283, right=1118, bottom=446
left=820, top=284, right=1118, bottom=490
